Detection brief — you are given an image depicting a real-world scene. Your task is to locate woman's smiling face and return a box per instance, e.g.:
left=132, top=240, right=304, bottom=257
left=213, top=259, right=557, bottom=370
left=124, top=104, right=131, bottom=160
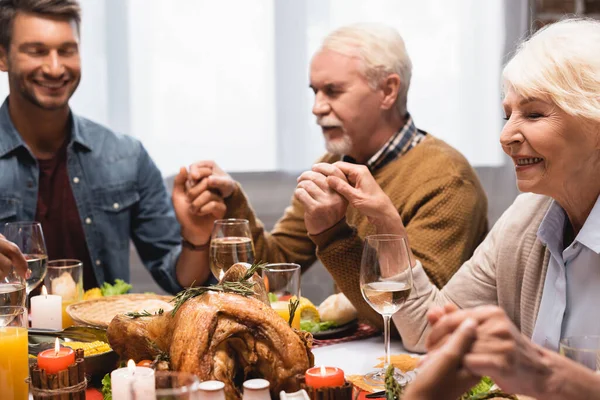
left=500, top=87, right=600, bottom=197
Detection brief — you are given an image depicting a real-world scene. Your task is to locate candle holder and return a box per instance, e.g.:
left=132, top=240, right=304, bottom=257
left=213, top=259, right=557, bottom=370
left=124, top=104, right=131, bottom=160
left=28, top=348, right=87, bottom=400
left=297, top=375, right=353, bottom=400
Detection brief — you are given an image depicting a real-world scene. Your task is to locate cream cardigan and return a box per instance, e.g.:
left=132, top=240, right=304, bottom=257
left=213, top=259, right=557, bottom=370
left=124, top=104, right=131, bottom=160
left=395, top=193, right=554, bottom=352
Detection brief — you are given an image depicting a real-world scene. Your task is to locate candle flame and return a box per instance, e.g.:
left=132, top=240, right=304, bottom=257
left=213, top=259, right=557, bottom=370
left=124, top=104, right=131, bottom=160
left=41, top=285, right=48, bottom=296
left=320, top=365, right=326, bottom=376
left=127, top=359, right=136, bottom=375
left=54, top=337, right=60, bottom=355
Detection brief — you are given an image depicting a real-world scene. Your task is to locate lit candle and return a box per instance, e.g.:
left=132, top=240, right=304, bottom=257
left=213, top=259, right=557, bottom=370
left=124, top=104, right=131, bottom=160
left=111, top=359, right=155, bottom=400
left=38, top=338, right=75, bottom=375
left=305, top=366, right=345, bottom=389
left=31, top=285, right=62, bottom=330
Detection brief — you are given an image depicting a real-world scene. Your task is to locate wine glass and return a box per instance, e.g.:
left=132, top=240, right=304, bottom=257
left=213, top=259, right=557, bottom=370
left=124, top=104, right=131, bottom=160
left=560, top=335, right=600, bottom=371
left=209, top=219, right=255, bottom=280
left=0, top=264, right=26, bottom=307
left=360, top=234, right=414, bottom=386
left=3, top=222, right=48, bottom=297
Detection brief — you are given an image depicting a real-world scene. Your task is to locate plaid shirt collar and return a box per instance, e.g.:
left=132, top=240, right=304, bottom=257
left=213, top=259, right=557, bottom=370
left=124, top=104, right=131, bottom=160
left=342, top=114, right=426, bottom=172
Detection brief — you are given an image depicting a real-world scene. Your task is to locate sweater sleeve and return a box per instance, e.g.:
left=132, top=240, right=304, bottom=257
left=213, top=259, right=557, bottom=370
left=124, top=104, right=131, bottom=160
left=224, top=183, right=318, bottom=270
left=403, top=175, right=488, bottom=288
left=392, top=202, right=505, bottom=352
left=310, top=219, right=385, bottom=329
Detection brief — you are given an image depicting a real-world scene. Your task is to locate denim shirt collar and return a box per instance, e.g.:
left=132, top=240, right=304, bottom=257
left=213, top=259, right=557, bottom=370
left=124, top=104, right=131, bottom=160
left=0, top=97, right=93, bottom=157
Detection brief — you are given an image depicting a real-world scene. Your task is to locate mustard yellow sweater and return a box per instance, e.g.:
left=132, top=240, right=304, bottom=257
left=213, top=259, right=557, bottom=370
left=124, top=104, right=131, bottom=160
left=225, top=135, right=488, bottom=329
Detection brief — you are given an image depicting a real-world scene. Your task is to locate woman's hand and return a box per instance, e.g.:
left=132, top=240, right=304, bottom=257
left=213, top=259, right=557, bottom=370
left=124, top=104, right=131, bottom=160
left=403, top=318, right=480, bottom=400
left=426, top=305, right=553, bottom=397
left=313, top=161, right=405, bottom=234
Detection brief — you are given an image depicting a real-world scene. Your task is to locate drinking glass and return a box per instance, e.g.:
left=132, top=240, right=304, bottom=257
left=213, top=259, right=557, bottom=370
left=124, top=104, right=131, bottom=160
left=4, top=222, right=48, bottom=297
left=560, top=335, right=600, bottom=371
left=360, top=235, right=414, bottom=386
left=133, top=371, right=201, bottom=399
left=0, top=264, right=26, bottom=307
left=209, top=219, right=255, bottom=280
left=0, top=306, right=29, bottom=400
left=44, top=259, right=83, bottom=329
left=264, top=263, right=301, bottom=326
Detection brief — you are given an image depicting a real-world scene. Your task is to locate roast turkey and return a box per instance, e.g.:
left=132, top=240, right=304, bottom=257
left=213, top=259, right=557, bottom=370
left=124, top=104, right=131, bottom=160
left=107, top=264, right=314, bottom=399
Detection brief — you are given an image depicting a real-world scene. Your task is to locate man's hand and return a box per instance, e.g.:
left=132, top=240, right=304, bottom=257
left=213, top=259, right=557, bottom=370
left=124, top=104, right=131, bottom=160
left=188, top=160, right=236, bottom=199
left=0, top=234, right=28, bottom=280
left=315, top=162, right=405, bottom=234
left=172, top=165, right=226, bottom=245
left=403, top=318, right=479, bottom=400
left=426, top=305, right=553, bottom=397
left=294, top=166, right=348, bottom=235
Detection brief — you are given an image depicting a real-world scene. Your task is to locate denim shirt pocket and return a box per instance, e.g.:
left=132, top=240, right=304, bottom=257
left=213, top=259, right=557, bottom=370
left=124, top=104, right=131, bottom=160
left=94, top=187, right=140, bottom=250
left=0, top=197, right=19, bottom=227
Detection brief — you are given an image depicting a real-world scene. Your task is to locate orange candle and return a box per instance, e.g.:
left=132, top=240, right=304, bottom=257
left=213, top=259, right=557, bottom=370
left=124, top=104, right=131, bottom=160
left=305, top=366, right=345, bottom=388
left=38, top=338, right=75, bottom=375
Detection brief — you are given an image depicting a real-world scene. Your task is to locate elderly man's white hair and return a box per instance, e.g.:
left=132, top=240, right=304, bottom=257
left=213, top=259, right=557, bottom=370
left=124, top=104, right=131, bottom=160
left=503, top=18, right=600, bottom=122
left=320, top=23, right=412, bottom=116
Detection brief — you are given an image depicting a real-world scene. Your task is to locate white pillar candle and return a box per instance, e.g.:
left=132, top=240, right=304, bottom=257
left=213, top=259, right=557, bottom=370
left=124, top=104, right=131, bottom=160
left=111, top=359, right=155, bottom=400
left=31, top=286, right=62, bottom=330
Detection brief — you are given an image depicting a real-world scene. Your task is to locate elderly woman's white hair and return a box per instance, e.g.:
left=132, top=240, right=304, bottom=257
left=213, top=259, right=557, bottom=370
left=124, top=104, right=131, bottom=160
left=320, top=23, right=412, bottom=116
left=503, top=18, right=600, bottom=122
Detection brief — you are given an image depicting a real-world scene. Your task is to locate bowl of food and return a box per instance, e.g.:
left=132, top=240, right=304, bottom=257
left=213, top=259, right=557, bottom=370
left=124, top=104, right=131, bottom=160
left=28, top=326, right=119, bottom=377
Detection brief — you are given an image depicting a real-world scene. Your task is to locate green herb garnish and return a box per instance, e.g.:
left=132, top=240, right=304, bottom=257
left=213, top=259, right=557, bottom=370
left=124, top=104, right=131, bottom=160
left=268, top=292, right=278, bottom=303
left=101, top=373, right=112, bottom=400
left=460, top=377, right=517, bottom=400
left=124, top=308, right=164, bottom=318
left=300, top=320, right=337, bottom=333
left=385, top=364, right=403, bottom=400
left=171, top=262, right=267, bottom=316
left=100, top=279, right=132, bottom=296
left=288, top=298, right=300, bottom=327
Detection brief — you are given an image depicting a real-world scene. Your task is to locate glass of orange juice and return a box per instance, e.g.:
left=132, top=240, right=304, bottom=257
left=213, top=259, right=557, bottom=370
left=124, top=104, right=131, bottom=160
left=0, top=306, right=28, bottom=400
left=264, top=263, right=301, bottom=327
left=44, top=260, right=83, bottom=328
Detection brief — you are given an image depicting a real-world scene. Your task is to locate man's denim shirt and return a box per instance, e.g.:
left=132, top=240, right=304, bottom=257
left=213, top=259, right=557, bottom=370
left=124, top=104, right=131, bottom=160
left=0, top=99, right=184, bottom=294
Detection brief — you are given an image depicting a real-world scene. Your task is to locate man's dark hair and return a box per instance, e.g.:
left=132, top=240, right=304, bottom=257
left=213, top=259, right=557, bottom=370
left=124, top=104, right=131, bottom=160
left=0, top=0, right=81, bottom=50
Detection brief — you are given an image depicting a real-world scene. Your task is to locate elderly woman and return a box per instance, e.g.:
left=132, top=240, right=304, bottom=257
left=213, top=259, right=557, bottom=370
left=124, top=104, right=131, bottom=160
left=310, top=18, right=600, bottom=396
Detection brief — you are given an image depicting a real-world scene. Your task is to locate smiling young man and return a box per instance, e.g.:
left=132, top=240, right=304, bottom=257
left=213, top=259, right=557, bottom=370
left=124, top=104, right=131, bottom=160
left=186, top=24, right=489, bottom=326
left=0, top=0, right=224, bottom=293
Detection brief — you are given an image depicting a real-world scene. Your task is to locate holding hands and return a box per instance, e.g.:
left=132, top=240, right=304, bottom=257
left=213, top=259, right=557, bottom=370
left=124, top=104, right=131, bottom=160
left=425, top=305, right=555, bottom=398
left=295, top=161, right=407, bottom=235
left=294, top=164, right=348, bottom=235
left=172, top=160, right=234, bottom=245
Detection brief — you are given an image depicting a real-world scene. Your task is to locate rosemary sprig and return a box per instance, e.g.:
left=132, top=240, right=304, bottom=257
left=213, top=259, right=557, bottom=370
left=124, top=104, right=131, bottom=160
left=147, top=339, right=170, bottom=363
left=125, top=309, right=164, bottom=318
left=170, top=262, right=267, bottom=316
left=288, top=298, right=300, bottom=327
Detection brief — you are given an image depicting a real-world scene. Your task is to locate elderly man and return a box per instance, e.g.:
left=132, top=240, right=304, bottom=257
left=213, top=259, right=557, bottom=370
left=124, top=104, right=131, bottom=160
left=187, top=24, right=488, bottom=327
left=0, top=0, right=223, bottom=292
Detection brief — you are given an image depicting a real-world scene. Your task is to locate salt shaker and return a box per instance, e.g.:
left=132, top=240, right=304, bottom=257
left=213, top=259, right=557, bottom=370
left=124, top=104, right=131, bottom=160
left=242, top=378, right=271, bottom=400
left=198, top=380, right=226, bottom=400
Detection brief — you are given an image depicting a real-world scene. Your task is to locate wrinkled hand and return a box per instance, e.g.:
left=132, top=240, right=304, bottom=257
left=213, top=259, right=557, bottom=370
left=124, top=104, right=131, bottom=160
left=315, top=162, right=404, bottom=233
left=0, top=233, right=28, bottom=280
left=172, top=162, right=228, bottom=245
left=294, top=166, right=348, bottom=235
left=426, top=305, right=552, bottom=396
left=403, top=318, right=479, bottom=400
left=188, top=160, right=237, bottom=199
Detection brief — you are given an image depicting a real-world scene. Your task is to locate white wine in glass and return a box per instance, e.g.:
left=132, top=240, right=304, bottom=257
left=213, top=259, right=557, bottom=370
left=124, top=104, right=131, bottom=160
left=4, top=222, right=48, bottom=296
left=209, top=219, right=255, bottom=280
left=360, top=234, right=414, bottom=387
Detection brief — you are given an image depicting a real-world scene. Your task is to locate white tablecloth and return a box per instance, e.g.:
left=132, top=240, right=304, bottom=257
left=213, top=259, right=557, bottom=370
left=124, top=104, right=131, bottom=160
left=312, top=335, right=409, bottom=375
